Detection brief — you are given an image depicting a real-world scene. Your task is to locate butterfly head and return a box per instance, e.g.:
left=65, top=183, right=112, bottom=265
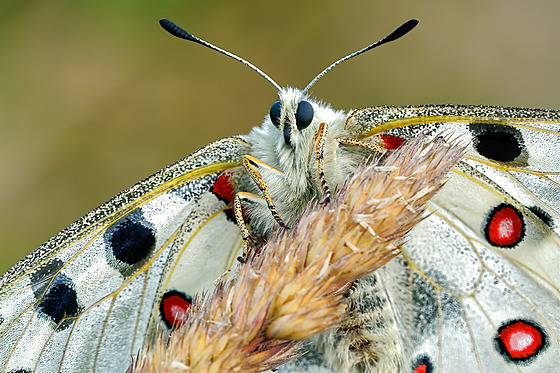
left=269, top=87, right=317, bottom=149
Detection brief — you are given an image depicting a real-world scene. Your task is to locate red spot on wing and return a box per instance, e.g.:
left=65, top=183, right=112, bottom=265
left=212, top=171, right=245, bottom=224
left=414, top=364, right=428, bottom=373
left=497, top=320, right=545, bottom=361
left=160, top=291, right=192, bottom=329
left=485, top=204, right=524, bottom=247
left=380, top=134, right=405, bottom=150
left=212, top=172, right=235, bottom=203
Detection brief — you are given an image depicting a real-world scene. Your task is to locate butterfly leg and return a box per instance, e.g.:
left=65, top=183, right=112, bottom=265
left=315, top=122, right=332, bottom=203
left=242, top=155, right=286, bottom=228
left=233, top=191, right=266, bottom=258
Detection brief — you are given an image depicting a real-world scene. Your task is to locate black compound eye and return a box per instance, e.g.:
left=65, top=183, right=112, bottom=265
left=296, top=101, right=314, bottom=130
left=270, top=101, right=281, bottom=127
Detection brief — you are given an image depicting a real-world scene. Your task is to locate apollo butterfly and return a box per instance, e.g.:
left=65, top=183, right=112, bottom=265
left=0, top=16, right=558, bottom=373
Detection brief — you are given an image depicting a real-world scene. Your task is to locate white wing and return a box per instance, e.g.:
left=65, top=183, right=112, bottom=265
left=0, top=137, right=248, bottom=372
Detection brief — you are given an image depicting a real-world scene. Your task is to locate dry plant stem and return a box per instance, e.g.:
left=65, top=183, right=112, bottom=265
left=133, top=136, right=465, bottom=373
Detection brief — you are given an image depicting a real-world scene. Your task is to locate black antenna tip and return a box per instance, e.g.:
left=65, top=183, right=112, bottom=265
left=384, top=19, right=419, bottom=43
left=159, top=18, right=197, bottom=42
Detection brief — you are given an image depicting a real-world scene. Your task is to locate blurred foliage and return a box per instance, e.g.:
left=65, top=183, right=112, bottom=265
left=0, top=0, right=558, bottom=273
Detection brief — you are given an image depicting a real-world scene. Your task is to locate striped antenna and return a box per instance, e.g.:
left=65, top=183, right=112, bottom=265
left=159, top=19, right=282, bottom=92
left=160, top=18, right=419, bottom=95
left=303, top=19, right=419, bottom=93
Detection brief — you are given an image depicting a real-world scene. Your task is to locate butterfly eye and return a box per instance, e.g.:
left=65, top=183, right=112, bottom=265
left=296, top=100, right=314, bottom=130
left=270, top=101, right=281, bottom=127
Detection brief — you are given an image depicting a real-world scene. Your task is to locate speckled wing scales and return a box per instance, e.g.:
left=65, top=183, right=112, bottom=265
left=0, top=137, right=248, bottom=372
left=351, top=105, right=559, bottom=372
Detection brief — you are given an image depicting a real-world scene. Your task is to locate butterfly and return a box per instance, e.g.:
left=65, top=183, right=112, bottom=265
left=0, top=17, right=558, bottom=373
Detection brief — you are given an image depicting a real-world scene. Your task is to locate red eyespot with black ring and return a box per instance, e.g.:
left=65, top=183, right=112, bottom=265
left=160, top=290, right=193, bottom=329
left=495, top=319, right=547, bottom=363
left=484, top=203, right=525, bottom=248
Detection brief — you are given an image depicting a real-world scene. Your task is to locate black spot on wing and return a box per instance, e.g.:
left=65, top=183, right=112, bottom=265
left=110, top=219, right=155, bottom=265
left=469, top=123, right=524, bottom=163
left=411, top=272, right=438, bottom=341
left=7, top=370, right=32, bottom=373
left=528, top=205, right=554, bottom=228
left=37, top=274, right=80, bottom=328
left=440, top=291, right=462, bottom=321
left=105, top=210, right=156, bottom=276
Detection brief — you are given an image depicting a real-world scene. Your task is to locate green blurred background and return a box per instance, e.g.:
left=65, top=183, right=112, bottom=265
left=0, top=0, right=558, bottom=273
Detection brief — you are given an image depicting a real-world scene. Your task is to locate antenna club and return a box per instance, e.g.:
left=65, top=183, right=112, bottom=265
left=384, top=19, right=419, bottom=43
left=159, top=18, right=198, bottom=42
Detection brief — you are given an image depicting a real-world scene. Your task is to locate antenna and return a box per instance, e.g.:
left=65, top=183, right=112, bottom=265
left=159, top=18, right=419, bottom=95
left=159, top=19, right=282, bottom=91
left=302, top=19, right=419, bottom=93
